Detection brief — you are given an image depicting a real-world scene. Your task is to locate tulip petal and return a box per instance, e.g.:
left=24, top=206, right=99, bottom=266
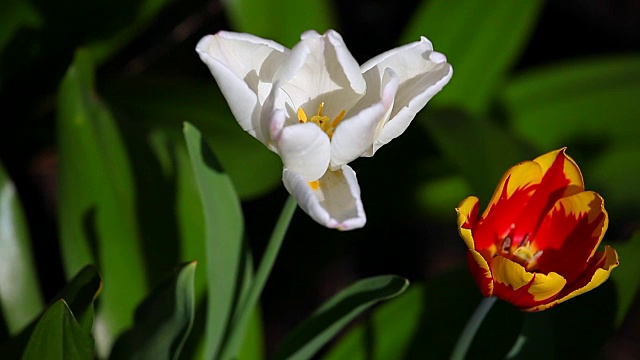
left=282, top=165, right=366, bottom=230
left=196, top=32, right=288, bottom=143
left=360, top=37, right=452, bottom=155
left=330, top=68, right=398, bottom=168
left=472, top=160, right=541, bottom=252
left=457, top=197, right=494, bottom=296
left=491, top=256, right=566, bottom=309
left=512, top=149, right=585, bottom=242
left=526, top=246, right=618, bottom=311
left=277, top=30, right=365, bottom=117
left=534, top=191, right=608, bottom=283
left=276, top=122, right=330, bottom=182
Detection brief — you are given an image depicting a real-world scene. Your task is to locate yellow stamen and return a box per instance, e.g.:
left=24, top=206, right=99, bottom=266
left=332, top=110, right=346, bottom=128
left=317, top=102, right=325, bottom=116
left=298, top=108, right=308, bottom=123
left=308, top=180, right=320, bottom=190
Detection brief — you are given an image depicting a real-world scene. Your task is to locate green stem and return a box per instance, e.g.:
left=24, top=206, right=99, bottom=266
left=450, top=296, right=497, bottom=360
left=220, top=195, right=298, bottom=360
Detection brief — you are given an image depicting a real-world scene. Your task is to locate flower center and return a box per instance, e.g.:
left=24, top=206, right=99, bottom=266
left=297, top=102, right=346, bottom=139
left=499, top=226, right=543, bottom=271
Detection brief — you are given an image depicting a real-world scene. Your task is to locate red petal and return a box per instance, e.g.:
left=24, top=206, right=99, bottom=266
left=534, top=191, right=608, bottom=283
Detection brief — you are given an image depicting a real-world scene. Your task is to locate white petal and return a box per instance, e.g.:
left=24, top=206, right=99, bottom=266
left=276, top=123, right=330, bottom=181
left=196, top=33, right=289, bottom=143
left=276, top=30, right=365, bottom=117
left=330, top=68, right=399, bottom=168
left=283, top=165, right=366, bottom=230
left=360, top=37, right=452, bottom=155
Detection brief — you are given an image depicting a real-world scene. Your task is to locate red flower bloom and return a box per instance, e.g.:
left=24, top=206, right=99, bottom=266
left=456, top=149, right=618, bottom=311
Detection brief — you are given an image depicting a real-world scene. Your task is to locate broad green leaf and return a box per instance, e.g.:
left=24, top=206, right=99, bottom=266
left=0, top=0, right=42, bottom=55
left=57, top=49, right=147, bottom=350
left=324, top=270, right=522, bottom=360
left=0, top=162, right=43, bottom=334
left=610, top=233, right=640, bottom=326
left=420, top=109, right=534, bottom=204
left=22, top=300, right=94, bottom=360
left=401, top=0, right=543, bottom=115
left=0, top=265, right=101, bottom=358
left=222, top=0, right=335, bottom=47
left=88, top=0, right=173, bottom=63
left=104, top=77, right=282, bottom=200
left=501, top=56, right=640, bottom=150
left=109, top=261, right=197, bottom=360
left=183, top=122, right=244, bottom=359
left=275, top=275, right=409, bottom=360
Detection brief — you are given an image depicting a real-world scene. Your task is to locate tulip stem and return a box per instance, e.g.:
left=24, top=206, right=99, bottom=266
left=450, top=296, right=497, bottom=360
left=220, top=195, right=298, bottom=360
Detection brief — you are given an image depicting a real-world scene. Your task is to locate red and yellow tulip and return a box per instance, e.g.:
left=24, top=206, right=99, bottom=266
left=456, top=149, right=618, bottom=311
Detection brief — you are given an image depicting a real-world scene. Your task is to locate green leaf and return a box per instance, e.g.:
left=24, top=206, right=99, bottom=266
left=0, top=0, right=42, bottom=55
left=22, top=300, right=94, bottom=360
left=275, top=275, right=409, bottom=360
left=415, top=175, right=473, bottom=219
left=222, top=0, right=336, bottom=47
left=57, top=49, right=147, bottom=348
left=323, top=270, right=522, bottom=360
left=104, top=77, right=282, bottom=200
left=502, top=56, right=640, bottom=150
left=420, top=109, right=534, bottom=204
left=401, top=0, right=543, bottom=115
left=0, top=265, right=101, bottom=359
left=183, top=122, right=245, bottom=359
left=610, top=233, right=640, bottom=326
left=238, top=307, right=265, bottom=360
left=109, top=261, right=197, bottom=360
left=0, top=162, right=44, bottom=334
left=87, top=0, right=173, bottom=63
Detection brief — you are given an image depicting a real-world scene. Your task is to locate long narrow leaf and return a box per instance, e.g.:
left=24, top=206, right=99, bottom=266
left=275, top=275, right=409, bottom=360
left=57, top=49, right=147, bottom=350
left=183, top=122, right=244, bottom=359
left=0, top=162, right=43, bottom=334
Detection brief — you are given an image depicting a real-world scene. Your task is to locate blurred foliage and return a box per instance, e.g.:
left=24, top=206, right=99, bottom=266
left=0, top=0, right=638, bottom=358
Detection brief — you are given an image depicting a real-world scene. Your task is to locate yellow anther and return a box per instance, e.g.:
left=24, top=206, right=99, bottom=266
left=318, top=102, right=325, bottom=116
left=298, top=108, right=308, bottom=123
left=308, top=180, right=320, bottom=190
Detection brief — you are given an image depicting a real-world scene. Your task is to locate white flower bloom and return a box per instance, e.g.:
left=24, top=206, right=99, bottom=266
left=196, top=29, right=452, bottom=230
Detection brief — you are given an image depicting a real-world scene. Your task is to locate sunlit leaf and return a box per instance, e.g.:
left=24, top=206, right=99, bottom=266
left=22, top=300, right=94, bottom=360
left=183, top=122, right=245, bottom=359
left=275, top=275, right=409, bottom=360
left=0, top=162, right=43, bottom=335
left=222, top=0, right=335, bottom=47
left=57, top=49, right=147, bottom=351
left=104, top=77, right=282, bottom=200
left=401, top=0, right=543, bottom=114
left=109, top=261, right=197, bottom=360
left=610, top=233, right=640, bottom=326
left=502, top=56, right=640, bottom=150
